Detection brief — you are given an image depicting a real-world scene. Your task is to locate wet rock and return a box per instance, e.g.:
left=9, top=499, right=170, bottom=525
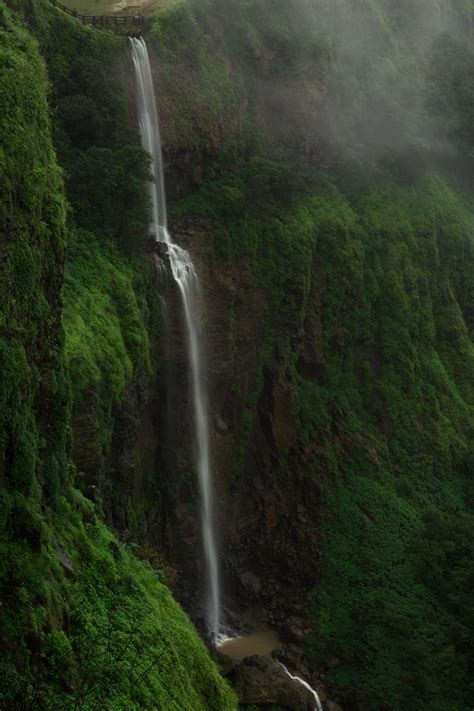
left=280, top=643, right=305, bottom=668
left=297, top=510, right=309, bottom=524
left=222, top=607, right=240, bottom=628
left=261, top=366, right=297, bottom=451
left=296, top=527, right=307, bottom=543
left=156, top=241, right=169, bottom=256
left=147, top=236, right=168, bottom=255
left=239, top=571, right=262, bottom=595
left=72, top=390, right=103, bottom=491
left=175, top=503, right=198, bottom=540
left=229, top=655, right=315, bottom=709
left=291, top=628, right=305, bottom=641
left=326, top=701, right=344, bottom=711
left=55, top=545, right=75, bottom=579
left=285, top=616, right=307, bottom=642
left=215, top=415, right=228, bottom=434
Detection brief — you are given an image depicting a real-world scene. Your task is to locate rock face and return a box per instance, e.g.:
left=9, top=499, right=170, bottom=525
left=88, top=214, right=323, bottom=656
left=229, top=655, right=315, bottom=709
left=151, top=217, right=323, bottom=671
left=68, top=16, right=329, bottom=695
left=69, top=215, right=324, bottom=694
left=55, top=543, right=75, bottom=579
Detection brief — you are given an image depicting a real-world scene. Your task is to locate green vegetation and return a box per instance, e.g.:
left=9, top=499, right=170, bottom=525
left=0, top=0, right=236, bottom=707
left=157, top=2, right=474, bottom=708
left=0, top=0, right=68, bottom=506
left=58, top=0, right=169, bottom=18
left=168, top=112, right=474, bottom=711
left=173, top=159, right=474, bottom=711
left=9, top=0, right=162, bottom=493
left=298, top=177, right=474, bottom=711
left=1, top=0, right=474, bottom=707
left=64, top=231, right=151, bottom=415
left=0, top=490, right=237, bottom=708
left=148, top=0, right=243, bottom=154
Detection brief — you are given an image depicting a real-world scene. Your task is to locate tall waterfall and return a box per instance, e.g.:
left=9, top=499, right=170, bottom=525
left=130, top=37, right=221, bottom=642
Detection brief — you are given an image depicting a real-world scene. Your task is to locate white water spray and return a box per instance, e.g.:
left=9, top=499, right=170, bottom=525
left=130, top=37, right=221, bottom=642
left=279, top=663, right=323, bottom=711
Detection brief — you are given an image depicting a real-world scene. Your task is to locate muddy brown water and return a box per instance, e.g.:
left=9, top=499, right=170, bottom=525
left=217, top=630, right=281, bottom=661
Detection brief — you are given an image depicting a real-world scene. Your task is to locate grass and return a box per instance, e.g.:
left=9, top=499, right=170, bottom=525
left=0, top=490, right=238, bottom=709
left=58, top=0, right=170, bottom=17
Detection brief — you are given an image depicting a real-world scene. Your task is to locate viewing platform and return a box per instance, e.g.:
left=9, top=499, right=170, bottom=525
left=49, top=0, right=145, bottom=27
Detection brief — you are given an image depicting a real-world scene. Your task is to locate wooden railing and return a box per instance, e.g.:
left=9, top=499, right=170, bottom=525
left=49, top=0, right=145, bottom=27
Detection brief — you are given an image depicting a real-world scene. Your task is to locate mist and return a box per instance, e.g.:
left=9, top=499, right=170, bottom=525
left=207, top=0, right=474, bottom=180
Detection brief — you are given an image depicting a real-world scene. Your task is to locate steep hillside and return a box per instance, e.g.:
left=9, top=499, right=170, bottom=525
left=0, top=1, right=237, bottom=707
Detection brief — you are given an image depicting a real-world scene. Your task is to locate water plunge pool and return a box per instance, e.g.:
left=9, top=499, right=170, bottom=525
left=217, top=630, right=281, bottom=661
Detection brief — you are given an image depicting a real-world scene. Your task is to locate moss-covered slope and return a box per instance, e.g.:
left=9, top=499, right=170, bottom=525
left=0, top=0, right=69, bottom=508
left=1, top=491, right=236, bottom=709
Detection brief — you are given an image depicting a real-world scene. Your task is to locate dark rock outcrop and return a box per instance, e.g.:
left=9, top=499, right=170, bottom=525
left=228, top=655, right=315, bottom=709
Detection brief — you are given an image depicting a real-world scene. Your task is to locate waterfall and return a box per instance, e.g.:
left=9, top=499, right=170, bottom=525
left=130, top=37, right=221, bottom=642
left=279, top=664, right=323, bottom=711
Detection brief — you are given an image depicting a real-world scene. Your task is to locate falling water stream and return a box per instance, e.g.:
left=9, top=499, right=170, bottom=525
left=130, top=37, right=221, bottom=642
left=279, top=664, right=324, bottom=711
left=130, top=37, right=324, bottom=709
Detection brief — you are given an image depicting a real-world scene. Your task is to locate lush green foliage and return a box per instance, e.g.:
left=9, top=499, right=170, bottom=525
left=296, top=177, right=474, bottom=711
left=0, top=2, right=236, bottom=707
left=9, top=0, right=152, bottom=249
left=0, top=490, right=237, bottom=709
left=161, top=4, right=474, bottom=708
left=147, top=0, right=243, bottom=158
left=191, top=168, right=474, bottom=710
left=2, top=0, right=474, bottom=708
left=149, top=0, right=474, bottom=183
left=11, top=0, right=161, bottom=492
left=0, top=0, right=69, bottom=505
left=63, top=231, right=151, bottom=411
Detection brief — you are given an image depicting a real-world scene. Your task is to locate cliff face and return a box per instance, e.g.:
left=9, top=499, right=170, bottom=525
left=38, top=2, right=472, bottom=708
left=159, top=216, right=322, bottom=643
left=0, top=0, right=68, bottom=506
left=142, top=2, right=474, bottom=709
left=2, top=0, right=472, bottom=708
left=0, top=1, right=237, bottom=707
left=162, top=177, right=474, bottom=709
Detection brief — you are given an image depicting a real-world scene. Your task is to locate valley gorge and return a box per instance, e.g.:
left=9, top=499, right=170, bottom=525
left=1, top=0, right=474, bottom=710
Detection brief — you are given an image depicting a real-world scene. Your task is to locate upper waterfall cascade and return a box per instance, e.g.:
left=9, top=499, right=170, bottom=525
left=130, top=36, right=221, bottom=642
